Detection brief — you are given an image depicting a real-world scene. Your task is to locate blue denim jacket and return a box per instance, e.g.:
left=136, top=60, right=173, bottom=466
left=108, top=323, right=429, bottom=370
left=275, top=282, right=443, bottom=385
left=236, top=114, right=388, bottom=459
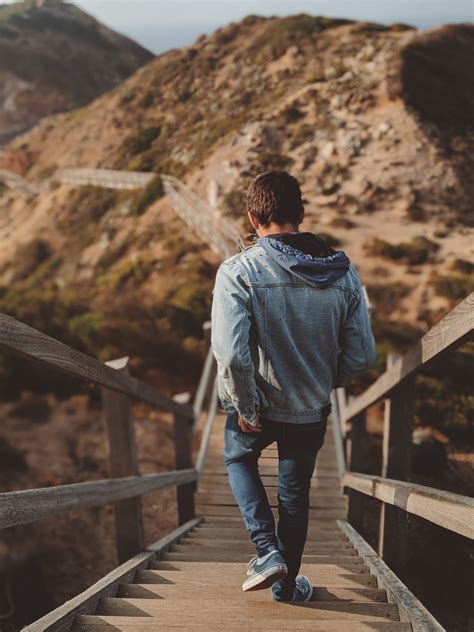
left=210, top=232, right=376, bottom=426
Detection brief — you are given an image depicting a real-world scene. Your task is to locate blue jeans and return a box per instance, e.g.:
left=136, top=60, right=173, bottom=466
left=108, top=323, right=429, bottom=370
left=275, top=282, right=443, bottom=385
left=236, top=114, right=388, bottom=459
left=223, top=412, right=327, bottom=600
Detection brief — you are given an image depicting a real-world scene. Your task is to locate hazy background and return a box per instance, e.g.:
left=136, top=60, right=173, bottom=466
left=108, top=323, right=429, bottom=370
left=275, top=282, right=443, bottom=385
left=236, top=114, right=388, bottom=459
left=61, top=0, right=474, bottom=53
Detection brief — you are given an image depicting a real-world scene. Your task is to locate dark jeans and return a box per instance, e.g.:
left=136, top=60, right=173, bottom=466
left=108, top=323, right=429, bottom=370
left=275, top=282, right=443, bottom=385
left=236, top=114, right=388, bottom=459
left=223, top=412, right=327, bottom=600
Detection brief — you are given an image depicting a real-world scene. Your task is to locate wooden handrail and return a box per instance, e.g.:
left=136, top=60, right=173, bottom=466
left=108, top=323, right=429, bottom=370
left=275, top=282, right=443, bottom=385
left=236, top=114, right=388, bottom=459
left=343, top=472, right=474, bottom=539
left=0, top=314, right=194, bottom=419
left=193, top=343, right=216, bottom=421
left=342, top=293, right=474, bottom=423
left=0, top=469, right=197, bottom=529
left=196, top=376, right=219, bottom=475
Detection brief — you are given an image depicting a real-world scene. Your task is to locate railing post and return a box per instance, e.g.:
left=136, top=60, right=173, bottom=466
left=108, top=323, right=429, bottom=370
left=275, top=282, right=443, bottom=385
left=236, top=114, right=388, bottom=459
left=102, top=357, right=144, bottom=564
left=347, top=404, right=367, bottom=532
left=378, top=353, right=415, bottom=572
left=202, top=321, right=216, bottom=410
left=173, top=392, right=196, bottom=525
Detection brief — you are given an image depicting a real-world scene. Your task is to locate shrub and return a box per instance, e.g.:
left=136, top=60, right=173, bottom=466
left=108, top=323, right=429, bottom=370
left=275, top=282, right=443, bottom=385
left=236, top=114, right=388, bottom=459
left=13, top=238, right=51, bottom=281
left=9, top=391, right=52, bottom=423
left=367, top=236, right=439, bottom=265
left=223, top=189, right=246, bottom=218
left=255, top=151, right=293, bottom=171
left=452, top=259, right=474, bottom=275
left=281, top=106, right=304, bottom=124
left=431, top=275, right=474, bottom=301
left=123, top=126, right=161, bottom=156
left=132, top=176, right=164, bottom=215
left=330, top=216, right=355, bottom=229
left=289, top=123, right=314, bottom=149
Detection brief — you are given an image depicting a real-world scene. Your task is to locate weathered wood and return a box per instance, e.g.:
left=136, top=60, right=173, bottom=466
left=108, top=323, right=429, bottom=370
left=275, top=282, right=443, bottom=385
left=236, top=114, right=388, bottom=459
left=73, top=616, right=411, bottom=631
left=347, top=411, right=366, bottom=531
left=342, top=293, right=474, bottom=423
left=329, top=391, right=346, bottom=479
left=0, top=469, right=197, bottom=529
left=23, top=517, right=202, bottom=632
left=97, top=597, right=399, bottom=621
left=173, top=398, right=196, bottom=525
left=379, top=354, right=413, bottom=570
left=196, top=377, right=218, bottom=474
left=117, top=583, right=387, bottom=601
left=342, top=473, right=474, bottom=539
left=103, top=357, right=144, bottom=564
left=0, top=313, right=193, bottom=418
left=339, top=520, right=446, bottom=632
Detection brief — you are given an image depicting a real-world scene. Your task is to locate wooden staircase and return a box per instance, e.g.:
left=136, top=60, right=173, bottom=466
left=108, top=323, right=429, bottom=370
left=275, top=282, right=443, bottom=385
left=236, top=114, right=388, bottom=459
left=71, top=412, right=410, bottom=631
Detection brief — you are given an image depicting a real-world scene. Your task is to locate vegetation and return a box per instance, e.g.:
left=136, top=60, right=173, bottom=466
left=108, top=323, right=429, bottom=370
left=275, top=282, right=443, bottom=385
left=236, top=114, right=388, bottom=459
left=122, top=126, right=161, bottom=156
left=223, top=189, right=246, bottom=218
left=132, top=175, right=164, bottom=215
left=431, top=275, right=474, bottom=301
left=367, top=236, right=439, bottom=265
left=9, top=391, right=52, bottom=423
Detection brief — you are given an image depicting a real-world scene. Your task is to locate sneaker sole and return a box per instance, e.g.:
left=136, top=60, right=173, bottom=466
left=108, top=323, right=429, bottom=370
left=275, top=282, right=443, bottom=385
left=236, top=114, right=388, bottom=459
left=242, top=564, right=288, bottom=592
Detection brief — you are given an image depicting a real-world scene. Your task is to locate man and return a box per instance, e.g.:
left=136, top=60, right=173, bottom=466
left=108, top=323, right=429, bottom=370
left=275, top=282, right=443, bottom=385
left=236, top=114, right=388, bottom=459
left=211, top=170, right=375, bottom=602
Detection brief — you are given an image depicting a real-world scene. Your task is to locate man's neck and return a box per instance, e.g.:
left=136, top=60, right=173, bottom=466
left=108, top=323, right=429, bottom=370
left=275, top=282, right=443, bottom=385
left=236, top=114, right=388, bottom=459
left=257, top=223, right=300, bottom=237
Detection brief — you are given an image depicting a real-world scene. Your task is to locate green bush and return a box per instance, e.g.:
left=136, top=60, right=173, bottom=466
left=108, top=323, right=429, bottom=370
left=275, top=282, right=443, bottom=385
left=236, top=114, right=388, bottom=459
left=132, top=175, right=164, bottom=215
left=9, top=391, right=52, bottom=423
left=431, top=275, right=474, bottom=301
left=123, top=126, right=161, bottom=156
left=223, top=189, right=246, bottom=218
left=367, top=236, right=439, bottom=265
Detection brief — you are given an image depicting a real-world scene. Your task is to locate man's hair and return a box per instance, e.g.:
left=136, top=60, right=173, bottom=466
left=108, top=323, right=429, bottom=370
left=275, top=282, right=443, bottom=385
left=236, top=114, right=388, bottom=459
left=246, top=170, right=304, bottom=227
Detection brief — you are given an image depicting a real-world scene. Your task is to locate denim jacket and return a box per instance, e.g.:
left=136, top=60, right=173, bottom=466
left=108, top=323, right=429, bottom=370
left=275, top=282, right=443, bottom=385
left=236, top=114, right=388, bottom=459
left=210, top=231, right=376, bottom=426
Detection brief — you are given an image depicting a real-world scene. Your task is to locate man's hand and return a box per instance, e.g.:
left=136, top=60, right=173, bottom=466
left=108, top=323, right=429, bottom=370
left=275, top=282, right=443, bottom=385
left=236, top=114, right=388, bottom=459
left=237, top=414, right=262, bottom=433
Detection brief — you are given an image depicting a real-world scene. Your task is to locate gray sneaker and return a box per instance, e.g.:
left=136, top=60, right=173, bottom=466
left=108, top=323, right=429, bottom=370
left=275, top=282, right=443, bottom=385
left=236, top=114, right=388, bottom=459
left=292, top=575, right=314, bottom=602
left=242, top=550, right=288, bottom=592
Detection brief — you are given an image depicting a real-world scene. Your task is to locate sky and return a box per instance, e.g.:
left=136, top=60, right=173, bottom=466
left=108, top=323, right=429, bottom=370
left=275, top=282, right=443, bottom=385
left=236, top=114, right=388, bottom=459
left=2, top=0, right=473, bottom=53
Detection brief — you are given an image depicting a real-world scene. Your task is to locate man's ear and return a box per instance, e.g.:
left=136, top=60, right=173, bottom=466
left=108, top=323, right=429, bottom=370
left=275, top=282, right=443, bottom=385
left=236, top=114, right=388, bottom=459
left=247, top=212, right=259, bottom=230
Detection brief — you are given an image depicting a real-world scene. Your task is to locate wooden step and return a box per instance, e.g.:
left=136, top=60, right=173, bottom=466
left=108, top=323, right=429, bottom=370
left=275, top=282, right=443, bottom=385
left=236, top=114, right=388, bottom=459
left=136, top=569, right=379, bottom=588
left=73, top=615, right=411, bottom=631
left=197, top=504, right=346, bottom=519
left=196, top=492, right=346, bottom=508
left=198, top=474, right=341, bottom=488
left=117, top=583, right=387, bottom=602
left=190, top=528, right=349, bottom=541
left=198, top=515, right=343, bottom=529
left=161, top=551, right=365, bottom=566
left=178, top=537, right=356, bottom=552
left=96, top=597, right=399, bottom=622
left=150, top=561, right=368, bottom=575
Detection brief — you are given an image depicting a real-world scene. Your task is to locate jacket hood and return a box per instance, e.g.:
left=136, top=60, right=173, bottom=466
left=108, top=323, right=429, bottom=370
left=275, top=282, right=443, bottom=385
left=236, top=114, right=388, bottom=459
left=256, top=231, right=350, bottom=288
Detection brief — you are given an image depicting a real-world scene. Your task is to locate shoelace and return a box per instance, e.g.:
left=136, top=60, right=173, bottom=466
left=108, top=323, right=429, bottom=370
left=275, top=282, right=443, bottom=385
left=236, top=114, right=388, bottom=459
left=246, top=556, right=258, bottom=576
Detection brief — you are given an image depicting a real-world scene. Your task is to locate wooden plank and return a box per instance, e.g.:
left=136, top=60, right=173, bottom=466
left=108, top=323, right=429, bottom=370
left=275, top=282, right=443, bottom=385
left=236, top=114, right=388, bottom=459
left=173, top=399, right=196, bottom=525
left=0, top=469, right=197, bottom=529
left=73, top=615, right=411, bottom=631
left=150, top=560, right=369, bottom=576
left=103, top=357, right=144, bottom=564
left=23, top=518, right=202, bottom=632
left=196, top=504, right=346, bottom=519
left=117, top=583, right=387, bottom=602
left=338, top=520, right=446, bottom=632
left=342, top=473, right=474, bottom=539
left=195, top=377, right=219, bottom=473
left=379, top=354, right=413, bottom=571
left=162, top=551, right=364, bottom=565
left=196, top=491, right=346, bottom=508
left=97, top=597, right=399, bottom=621
left=175, top=539, right=356, bottom=553
left=342, top=293, right=474, bottom=423
left=193, top=341, right=216, bottom=421
left=0, top=313, right=193, bottom=418
left=347, top=411, right=366, bottom=531
left=136, top=568, right=378, bottom=588
left=330, top=391, right=346, bottom=478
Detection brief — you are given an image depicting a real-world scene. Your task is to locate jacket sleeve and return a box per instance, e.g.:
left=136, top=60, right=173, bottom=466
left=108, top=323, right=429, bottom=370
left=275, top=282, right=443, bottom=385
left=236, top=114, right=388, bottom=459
left=210, top=262, right=260, bottom=426
left=335, top=276, right=376, bottom=388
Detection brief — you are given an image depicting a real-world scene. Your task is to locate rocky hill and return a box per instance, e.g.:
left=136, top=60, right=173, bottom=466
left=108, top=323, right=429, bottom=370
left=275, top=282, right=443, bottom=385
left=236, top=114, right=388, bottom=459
left=0, top=15, right=473, bottom=401
left=0, top=0, right=153, bottom=144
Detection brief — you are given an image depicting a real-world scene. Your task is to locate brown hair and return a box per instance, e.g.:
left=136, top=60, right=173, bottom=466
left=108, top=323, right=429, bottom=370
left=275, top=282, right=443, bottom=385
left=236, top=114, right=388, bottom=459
left=246, top=170, right=304, bottom=227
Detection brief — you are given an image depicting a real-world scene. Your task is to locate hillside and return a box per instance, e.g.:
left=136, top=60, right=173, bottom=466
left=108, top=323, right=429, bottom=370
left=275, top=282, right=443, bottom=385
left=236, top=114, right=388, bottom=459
left=0, top=15, right=473, bottom=404
left=0, top=0, right=153, bottom=144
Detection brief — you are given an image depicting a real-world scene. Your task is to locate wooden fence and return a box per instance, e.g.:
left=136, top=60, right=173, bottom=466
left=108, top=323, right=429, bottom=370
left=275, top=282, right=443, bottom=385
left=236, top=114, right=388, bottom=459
left=331, top=292, right=474, bottom=571
left=0, top=313, right=217, bottom=564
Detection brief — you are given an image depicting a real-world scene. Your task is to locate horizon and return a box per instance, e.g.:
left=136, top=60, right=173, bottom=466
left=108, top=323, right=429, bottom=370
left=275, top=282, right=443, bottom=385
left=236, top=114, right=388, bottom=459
left=1, top=0, right=472, bottom=53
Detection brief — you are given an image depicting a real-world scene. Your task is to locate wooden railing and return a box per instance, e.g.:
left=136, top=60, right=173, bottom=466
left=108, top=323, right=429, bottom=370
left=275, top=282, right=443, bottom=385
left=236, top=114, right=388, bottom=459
left=0, top=313, right=217, bottom=564
left=331, top=293, right=474, bottom=571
